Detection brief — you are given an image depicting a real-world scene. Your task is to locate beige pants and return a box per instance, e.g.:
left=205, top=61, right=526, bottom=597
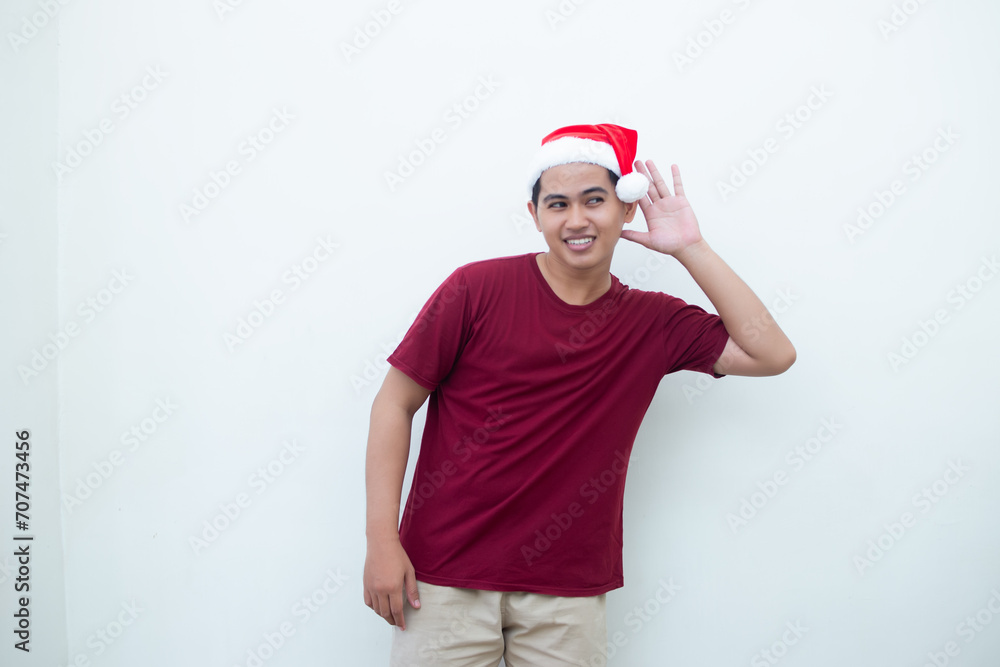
left=389, top=580, right=608, bottom=667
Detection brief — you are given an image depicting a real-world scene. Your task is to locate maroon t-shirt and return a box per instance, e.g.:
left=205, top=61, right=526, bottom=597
left=388, top=252, right=729, bottom=596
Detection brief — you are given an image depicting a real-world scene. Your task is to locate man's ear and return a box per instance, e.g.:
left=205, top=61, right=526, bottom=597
left=527, top=201, right=541, bottom=232
left=623, top=200, right=639, bottom=224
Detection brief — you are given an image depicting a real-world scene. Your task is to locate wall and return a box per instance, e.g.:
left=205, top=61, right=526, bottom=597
left=1, top=0, right=999, bottom=665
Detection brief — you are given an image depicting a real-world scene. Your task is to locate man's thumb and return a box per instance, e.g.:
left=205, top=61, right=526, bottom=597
left=619, top=229, right=644, bottom=245
left=405, top=572, right=421, bottom=609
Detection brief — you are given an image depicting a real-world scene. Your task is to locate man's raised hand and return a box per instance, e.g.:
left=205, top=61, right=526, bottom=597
left=620, top=160, right=705, bottom=257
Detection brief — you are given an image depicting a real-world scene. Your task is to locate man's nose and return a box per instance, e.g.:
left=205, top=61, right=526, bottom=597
left=566, top=203, right=588, bottom=227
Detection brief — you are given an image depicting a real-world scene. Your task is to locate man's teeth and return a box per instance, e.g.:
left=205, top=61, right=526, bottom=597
left=566, top=238, right=594, bottom=245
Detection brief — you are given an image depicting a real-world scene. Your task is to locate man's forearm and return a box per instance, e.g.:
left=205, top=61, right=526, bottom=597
left=365, top=398, right=414, bottom=543
left=673, top=239, right=795, bottom=367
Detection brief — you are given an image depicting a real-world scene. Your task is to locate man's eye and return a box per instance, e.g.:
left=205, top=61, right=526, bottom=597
left=588, top=197, right=603, bottom=204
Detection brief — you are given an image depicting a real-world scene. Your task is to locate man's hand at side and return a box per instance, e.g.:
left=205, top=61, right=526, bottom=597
left=364, top=534, right=420, bottom=629
left=363, top=366, right=432, bottom=629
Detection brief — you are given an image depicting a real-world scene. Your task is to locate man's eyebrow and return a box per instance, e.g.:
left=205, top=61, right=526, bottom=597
left=542, top=186, right=609, bottom=203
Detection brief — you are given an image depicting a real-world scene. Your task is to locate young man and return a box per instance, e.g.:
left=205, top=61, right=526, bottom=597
left=364, top=124, right=796, bottom=665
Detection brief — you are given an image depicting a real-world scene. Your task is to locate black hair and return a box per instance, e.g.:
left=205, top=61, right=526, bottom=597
left=531, top=167, right=620, bottom=209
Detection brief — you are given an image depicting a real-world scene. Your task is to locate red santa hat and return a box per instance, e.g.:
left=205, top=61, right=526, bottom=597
left=527, top=123, right=650, bottom=203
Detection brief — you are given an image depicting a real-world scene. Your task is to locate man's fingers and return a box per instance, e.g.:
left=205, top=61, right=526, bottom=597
left=389, top=589, right=407, bottom=630
left=363, top=587, right=372, bottom=608
left=375, top=593, right=396, bottom=625
left=634, top=160, right=657, bottom=203
left=635, top=192, right=651, bottom=216
left=671, top=164, right=685, bottom=198
left=365, top=586, right=397, bottom=626
left=644, top=159, right=671, bottom=199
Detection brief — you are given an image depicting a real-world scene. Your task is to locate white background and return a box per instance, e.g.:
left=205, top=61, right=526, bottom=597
left=2, top=0, right=999, bottom=665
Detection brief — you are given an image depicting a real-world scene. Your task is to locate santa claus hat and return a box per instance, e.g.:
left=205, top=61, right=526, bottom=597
left=527, top=123, right=650, bottom=203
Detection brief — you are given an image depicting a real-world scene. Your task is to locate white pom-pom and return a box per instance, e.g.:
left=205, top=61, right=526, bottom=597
left=615, top=171, right=650, bottom=203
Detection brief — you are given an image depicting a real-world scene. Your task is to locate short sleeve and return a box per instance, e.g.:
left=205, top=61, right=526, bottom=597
left=387, top=267, right=472, bottom=391
left=661, top=296, right=731, bottom=378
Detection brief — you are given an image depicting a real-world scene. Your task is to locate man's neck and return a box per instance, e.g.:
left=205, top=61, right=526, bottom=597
left=535, top=253, right=613, bottom=306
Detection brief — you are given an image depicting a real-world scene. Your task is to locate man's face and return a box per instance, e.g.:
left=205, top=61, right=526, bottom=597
left=527, top=162, right=638, bottom=273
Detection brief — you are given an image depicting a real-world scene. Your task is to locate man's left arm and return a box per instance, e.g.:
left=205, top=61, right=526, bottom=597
left=621, top=160, right=796, bottom=377
left=674, top=239, right=795, bottom=376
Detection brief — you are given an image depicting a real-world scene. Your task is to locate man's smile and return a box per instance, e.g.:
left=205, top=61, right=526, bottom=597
left=565, top=236, right=596, bottom=250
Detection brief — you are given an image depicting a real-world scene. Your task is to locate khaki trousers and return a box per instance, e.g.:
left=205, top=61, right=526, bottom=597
left=389, top=580, right=608, bottom=667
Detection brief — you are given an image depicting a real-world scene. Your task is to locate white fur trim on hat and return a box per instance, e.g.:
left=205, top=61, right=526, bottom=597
left=527, top=137, right=620, bottom=188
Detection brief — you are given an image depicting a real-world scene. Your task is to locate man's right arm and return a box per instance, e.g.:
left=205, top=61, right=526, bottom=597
left=363, top=366, right=431, bottom=630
